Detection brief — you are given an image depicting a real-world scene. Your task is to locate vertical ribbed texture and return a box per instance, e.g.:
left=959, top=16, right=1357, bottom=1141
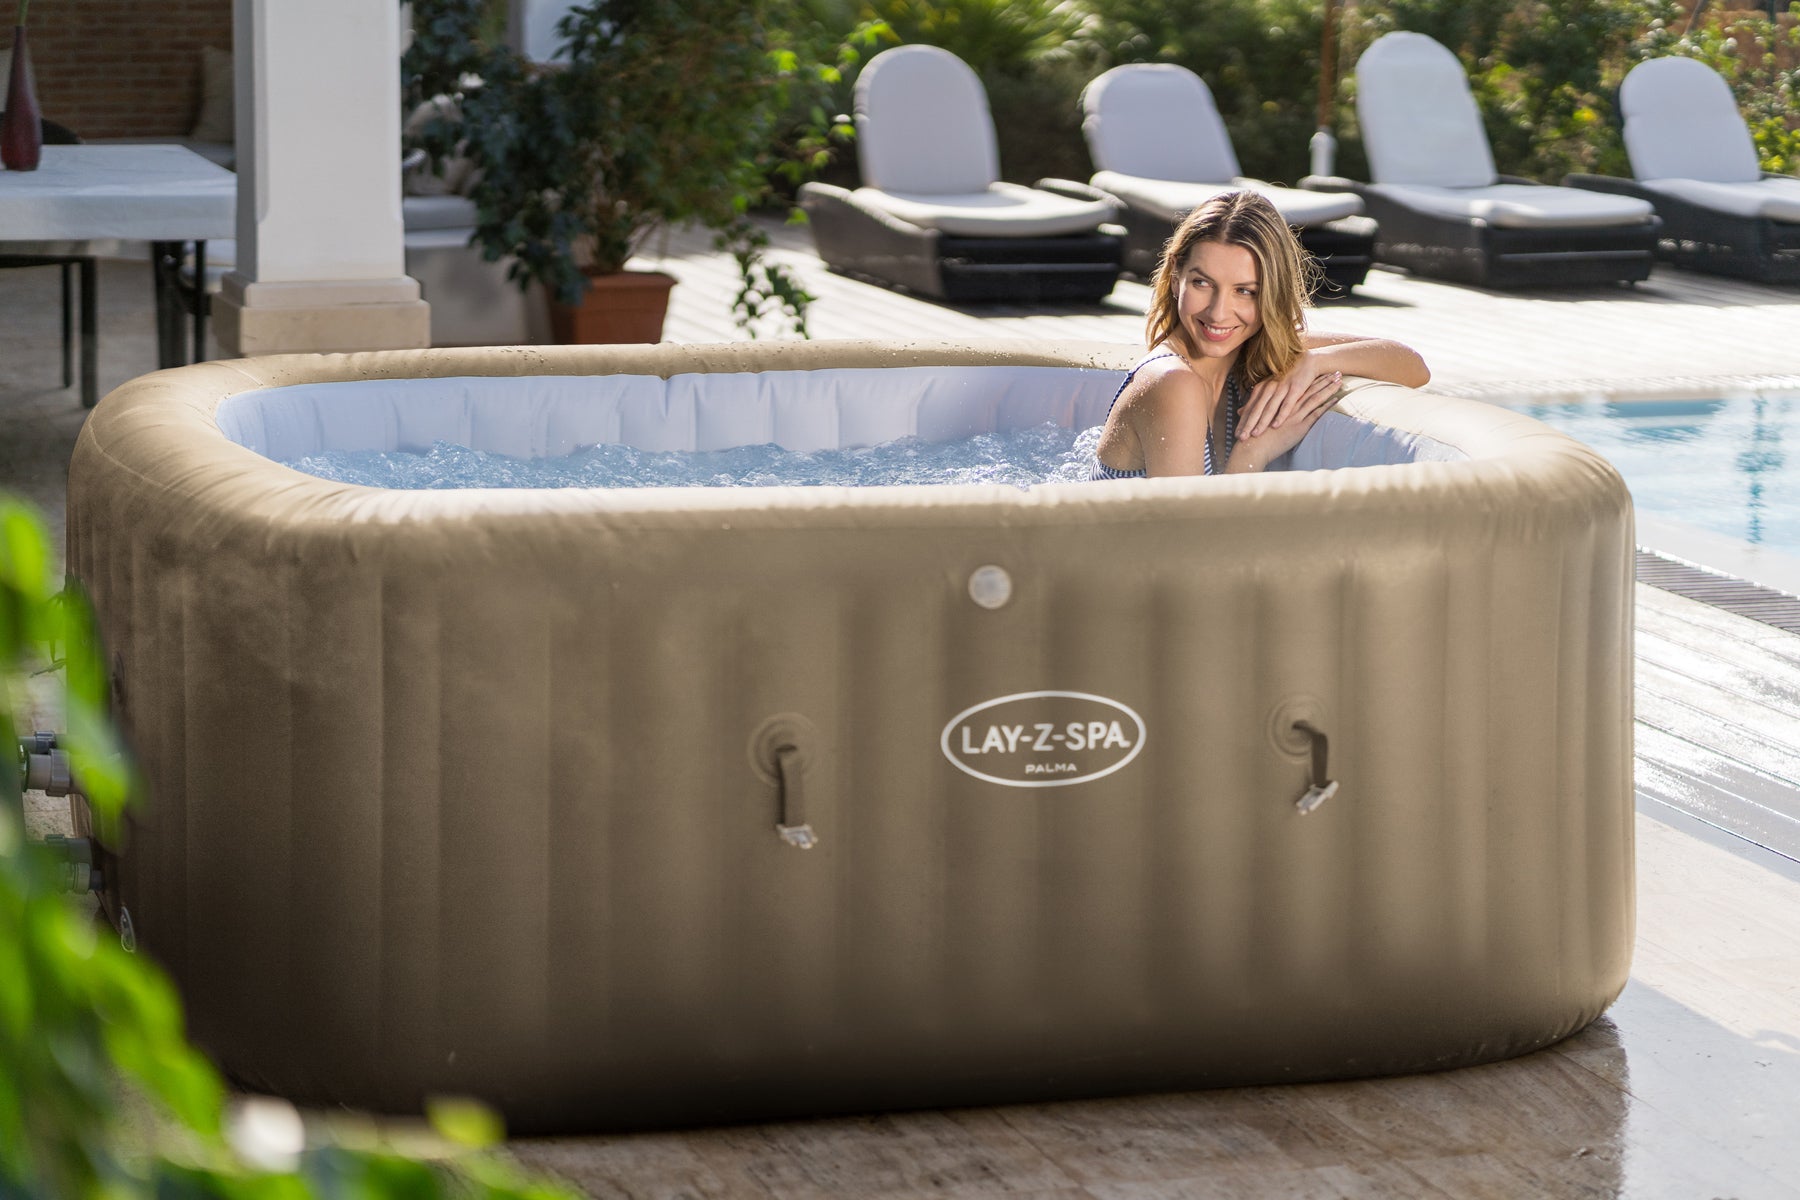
left=377, top=570, right=441, bottom=1106
left=71, top=429, right=1635, bottom=1129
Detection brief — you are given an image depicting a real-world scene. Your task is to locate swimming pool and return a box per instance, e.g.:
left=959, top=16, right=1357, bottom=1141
left=1508, top=388, right=1800, bottom=591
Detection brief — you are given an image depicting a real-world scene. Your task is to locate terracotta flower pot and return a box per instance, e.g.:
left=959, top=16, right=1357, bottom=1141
left=549, top=269, right=677, bottom=345
left=2, top=25, right=43, bottom=171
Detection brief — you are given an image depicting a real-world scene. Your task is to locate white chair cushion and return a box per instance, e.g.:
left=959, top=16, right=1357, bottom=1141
left=1080, top=64, right=1241, bottom=182
left=1355, top=32, right=1497, bottom=188
left=1090, top=172, right=1234, bottom=223
left=1641, top=176, right=1800, bottom=222
left=403, top=194, right=479, bottom=232
left=1092, top=172, right=1362, bottom=225
left=1621, top=57, right=1761, bottom=184
left=1370, top=183, right=1655, bottom=229
left=1234, top=180, right=1364, bottom=224
left=855, top=45, right=999, bottom=194
left=852, top=182, right=1114, bottom=237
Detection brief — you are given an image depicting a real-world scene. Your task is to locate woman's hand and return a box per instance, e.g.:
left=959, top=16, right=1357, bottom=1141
left=1224, top=378, right=1339, bottom=474
left=1239, top=352, right=1342, bottom=439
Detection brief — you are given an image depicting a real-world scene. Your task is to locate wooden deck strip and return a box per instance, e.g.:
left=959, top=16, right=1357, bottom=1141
left=1635, top=686, right=1800, bottom=798
left=1635, top=583, right=1800, bottom=856
left=1637, top=598, right=1800, bottom=677
left=1634, top=651, right=1800, bottom=751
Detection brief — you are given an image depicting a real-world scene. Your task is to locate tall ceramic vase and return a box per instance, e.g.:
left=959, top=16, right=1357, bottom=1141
left=2, top=24, right=43, bottom=171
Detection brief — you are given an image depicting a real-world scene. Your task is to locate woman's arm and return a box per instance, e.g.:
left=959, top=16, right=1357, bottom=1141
left=1303, top=331, right=1431, bottom=389
left=1131, top=368, right=1215, bottom=478
left=1240, top=333, right=1430, bottom=438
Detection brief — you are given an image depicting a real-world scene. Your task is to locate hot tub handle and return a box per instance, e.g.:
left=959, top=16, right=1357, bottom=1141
left=773, top=744, right=818, bottom=849
left=1293, top=721, right=1340, bottom=815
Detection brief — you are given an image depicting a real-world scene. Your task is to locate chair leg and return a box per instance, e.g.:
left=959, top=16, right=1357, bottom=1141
left=79, top=258, right=99, bottom=409
left=61, top=261, right=74, bottom=389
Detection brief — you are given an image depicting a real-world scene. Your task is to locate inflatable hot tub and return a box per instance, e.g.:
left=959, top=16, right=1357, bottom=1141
left=67, top=339, right=1635, bottom=1132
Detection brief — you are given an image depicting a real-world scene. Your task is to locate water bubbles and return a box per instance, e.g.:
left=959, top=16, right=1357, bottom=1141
left=286, top=422, right=1111, bottom=492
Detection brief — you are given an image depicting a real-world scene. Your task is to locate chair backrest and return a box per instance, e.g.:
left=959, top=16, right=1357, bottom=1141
left=1080, top=63, right=1241, bottom=183
left=855, top=44, right=999, bottom=194
left=1620, top=56, right=1761, bottom=184
left=1355, top=31, right=1496, bottom=188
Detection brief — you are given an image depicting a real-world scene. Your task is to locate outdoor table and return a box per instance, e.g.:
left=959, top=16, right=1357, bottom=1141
left=0, top=144, right=236, bottom=407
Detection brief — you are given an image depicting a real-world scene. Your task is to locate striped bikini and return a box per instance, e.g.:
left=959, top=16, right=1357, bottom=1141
left=1090, top=352, right=1243, bottom=480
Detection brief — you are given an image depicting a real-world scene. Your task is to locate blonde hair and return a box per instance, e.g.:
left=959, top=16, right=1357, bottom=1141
left=1144, top=191, right=1317, bottom=387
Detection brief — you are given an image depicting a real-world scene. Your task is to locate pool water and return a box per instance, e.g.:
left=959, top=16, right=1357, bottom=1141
left=286, top=423, right=1109, bottom=491
left=1515, top=392, right=1800, bottom=557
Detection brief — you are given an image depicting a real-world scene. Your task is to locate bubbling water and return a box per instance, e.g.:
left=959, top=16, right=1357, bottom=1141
left=286, top=423, right=1107, bottom=490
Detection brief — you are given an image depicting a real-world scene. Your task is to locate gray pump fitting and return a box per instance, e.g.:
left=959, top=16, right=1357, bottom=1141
left=18, top=730, right=57, bottom=756
left=42, top=835, right=103, bottom=894
left=26, top=750, right=74, bottom=797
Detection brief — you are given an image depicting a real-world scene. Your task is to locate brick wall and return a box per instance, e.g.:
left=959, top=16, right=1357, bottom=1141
left=3, top=0, right=232, bottom=140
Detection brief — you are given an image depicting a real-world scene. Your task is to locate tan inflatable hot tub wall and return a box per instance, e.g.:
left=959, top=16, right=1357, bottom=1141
left=67, top=340, right=1635, bottom=1133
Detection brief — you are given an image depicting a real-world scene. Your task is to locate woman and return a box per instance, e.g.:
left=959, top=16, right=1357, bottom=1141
left=1093, top=191, right=1429, bottom=479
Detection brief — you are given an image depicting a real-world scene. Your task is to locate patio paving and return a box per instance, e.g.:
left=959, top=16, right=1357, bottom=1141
left=4, top=227, right=1800, bottom=1198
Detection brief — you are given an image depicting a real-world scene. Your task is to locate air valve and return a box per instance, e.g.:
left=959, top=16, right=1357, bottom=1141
left=749, top=713, right=822, bottom=849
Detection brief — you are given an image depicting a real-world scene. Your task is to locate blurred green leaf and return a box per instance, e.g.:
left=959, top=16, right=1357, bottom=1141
left=426, top=1097, right=505, bottom=1149
left=0, top=496, right=54, bottom=603
left=1, top=489, right=580, bottom=1199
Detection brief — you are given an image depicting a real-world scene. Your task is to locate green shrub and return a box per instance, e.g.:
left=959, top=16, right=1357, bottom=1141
left=0, top=492, right=579, bottom=1200
left=1080, top=0, right=1326, bottom=183
left=865, top=0, right=1085, bottom=77
left=982, top=55, right=1098, bottom=184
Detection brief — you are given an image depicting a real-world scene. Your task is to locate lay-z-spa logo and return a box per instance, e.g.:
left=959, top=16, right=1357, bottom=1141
left=940, top=691, right=1145, bottom=788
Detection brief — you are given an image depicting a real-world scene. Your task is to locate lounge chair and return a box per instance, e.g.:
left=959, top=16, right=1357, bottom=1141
left=1566, top=56, right=1800, bottom=284
left=1305, top=31, right=1660, bottom=288
left=799, top=44, right=1124, bottom=303
left=1056, top=63, right=1375, bottom=295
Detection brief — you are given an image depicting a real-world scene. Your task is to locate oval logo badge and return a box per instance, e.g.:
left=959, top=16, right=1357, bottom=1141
left=940, top=691, right=1145, bottom=788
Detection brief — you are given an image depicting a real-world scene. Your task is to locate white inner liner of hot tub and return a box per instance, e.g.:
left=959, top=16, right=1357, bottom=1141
left=215, top=368, right=1468, bottom=474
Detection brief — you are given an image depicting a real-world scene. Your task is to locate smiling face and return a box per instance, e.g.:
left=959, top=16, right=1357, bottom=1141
left=1175, top=240, right=1264, bottom=363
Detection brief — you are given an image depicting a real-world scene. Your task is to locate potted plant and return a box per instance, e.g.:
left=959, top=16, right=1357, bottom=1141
left=410, top=0, right=841, bottom=343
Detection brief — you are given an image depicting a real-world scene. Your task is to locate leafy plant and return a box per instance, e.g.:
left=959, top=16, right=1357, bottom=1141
left=863, top=0, right=1086, bottom=78
left=404, top=0, right=863, bottom=337
left=0, top=492, right=580, bottom=1200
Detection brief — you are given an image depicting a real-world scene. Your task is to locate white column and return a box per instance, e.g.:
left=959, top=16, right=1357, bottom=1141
left=216, top=0, right=430, bottom=356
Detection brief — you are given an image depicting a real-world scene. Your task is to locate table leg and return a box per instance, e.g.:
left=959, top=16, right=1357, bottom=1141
left=79, top=258, right=98, bottom=409
left=151, top=241, right=184, bottom=369
left=61, top=261, right=73, bottom=389
left=192, top=240, right=208, bottom=364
